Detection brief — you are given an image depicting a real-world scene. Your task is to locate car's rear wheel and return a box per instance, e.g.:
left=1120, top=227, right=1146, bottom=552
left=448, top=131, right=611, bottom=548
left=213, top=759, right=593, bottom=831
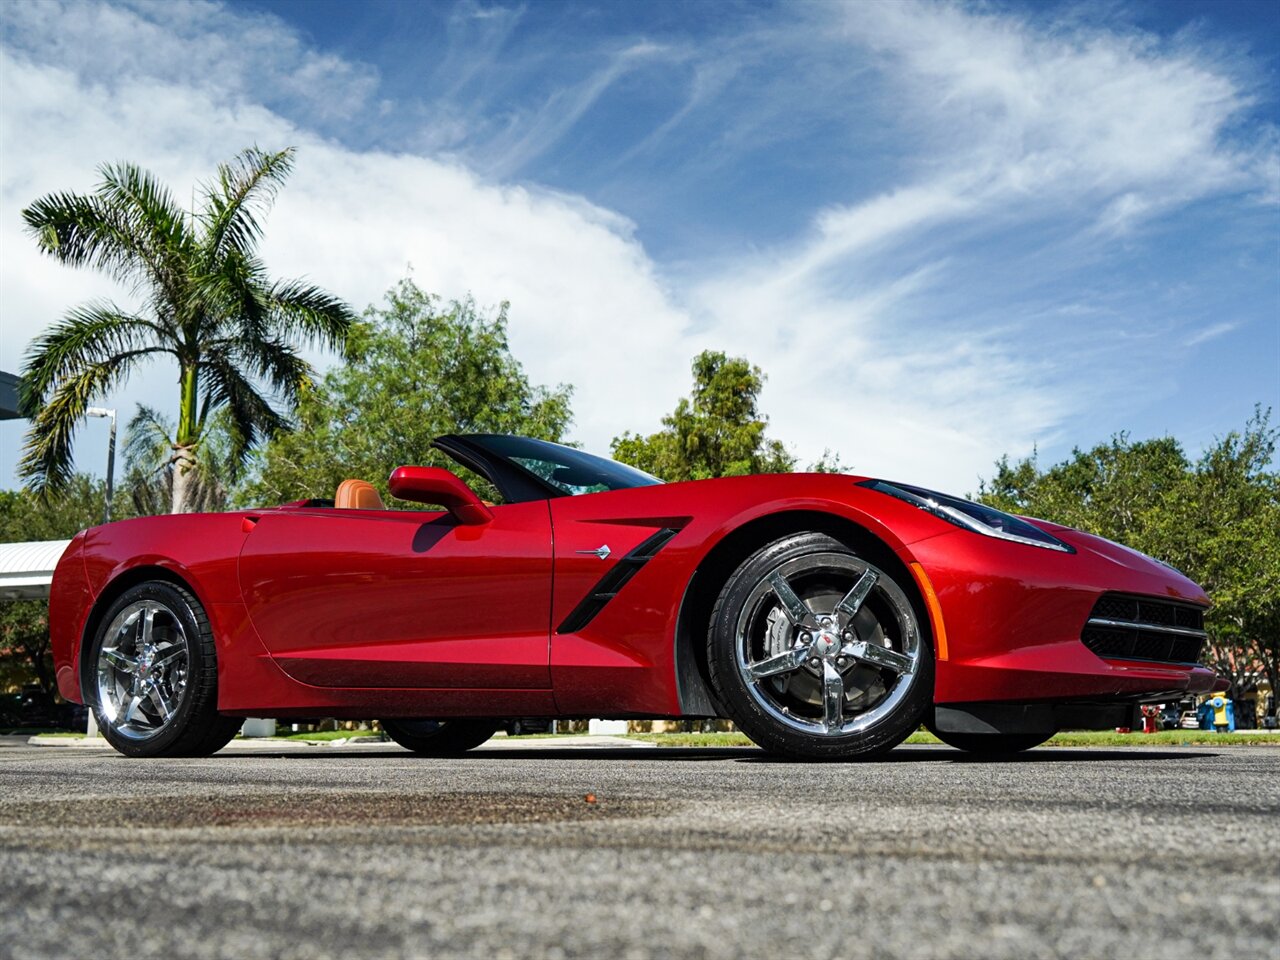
left=707, top=532, right=932, bottom=760
left=380, top=719, right=498, bottom=755
left=927, top=728, right=1052, bottom=755
left=84, top=581, right=241, bottom=758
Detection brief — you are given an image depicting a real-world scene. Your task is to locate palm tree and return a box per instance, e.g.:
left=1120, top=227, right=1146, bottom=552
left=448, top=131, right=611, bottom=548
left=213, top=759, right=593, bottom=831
left=122, top=405, right=236, bottom=515
left=19, top=146, right=354, bottom=513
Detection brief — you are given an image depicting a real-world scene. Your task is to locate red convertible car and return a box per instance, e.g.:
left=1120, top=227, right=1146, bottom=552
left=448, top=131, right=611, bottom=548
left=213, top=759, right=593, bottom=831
left=49, top=434, right=1217, bottom=759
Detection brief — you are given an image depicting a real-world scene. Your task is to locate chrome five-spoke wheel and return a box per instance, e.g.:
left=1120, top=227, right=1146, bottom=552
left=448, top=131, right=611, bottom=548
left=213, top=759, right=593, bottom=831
left=737, top=552, right=921, bottom=735
left=84, top=581, right=242, bottom=757
left=97, top=600, right=190, bottom=739
left=709, top=532, right=932, bottom=759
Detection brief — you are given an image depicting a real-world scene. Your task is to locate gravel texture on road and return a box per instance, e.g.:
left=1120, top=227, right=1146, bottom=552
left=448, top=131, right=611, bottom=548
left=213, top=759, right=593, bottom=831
left=1, top=736, right=1276, bottom=960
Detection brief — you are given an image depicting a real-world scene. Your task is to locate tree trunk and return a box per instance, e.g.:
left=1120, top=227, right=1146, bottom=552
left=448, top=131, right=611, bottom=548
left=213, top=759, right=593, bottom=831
left=172, top=361, right=200, bottom=514
left=170, top=445, right=197, bottom=514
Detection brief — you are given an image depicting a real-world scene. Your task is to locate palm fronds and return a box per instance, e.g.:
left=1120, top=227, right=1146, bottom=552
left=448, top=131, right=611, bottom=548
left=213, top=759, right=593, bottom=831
left=19, top=146, right=354, bottom=509
left=122, top=405, right=234, bottom=515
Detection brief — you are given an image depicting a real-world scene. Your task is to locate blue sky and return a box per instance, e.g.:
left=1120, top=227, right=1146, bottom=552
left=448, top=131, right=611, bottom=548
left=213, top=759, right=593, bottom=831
left=0, top=0, right=1277, bottom=493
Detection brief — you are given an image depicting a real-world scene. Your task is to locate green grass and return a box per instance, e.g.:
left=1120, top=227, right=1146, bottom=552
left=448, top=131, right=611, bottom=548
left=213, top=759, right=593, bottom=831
left=26, top=728, right=1278, bottom=748
left=269, top=730, right=382, bottom=741
left=27, top=731, right=87, bottom=739
left=1039, top=730, right=1280, bottom=746
left=625, top=729, right=1280, bottom=748
left=626, top=732, right=757, bottom=747
left=625, top=730, right=946, bottom=748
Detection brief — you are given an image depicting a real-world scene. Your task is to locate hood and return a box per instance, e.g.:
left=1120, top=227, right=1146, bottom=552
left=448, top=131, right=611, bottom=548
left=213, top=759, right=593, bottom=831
left=1031, top=519, right=1209, bottom=605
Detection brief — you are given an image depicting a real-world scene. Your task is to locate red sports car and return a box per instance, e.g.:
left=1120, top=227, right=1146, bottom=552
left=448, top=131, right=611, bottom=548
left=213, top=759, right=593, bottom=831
left=49, top=434, right=1217, bottom=759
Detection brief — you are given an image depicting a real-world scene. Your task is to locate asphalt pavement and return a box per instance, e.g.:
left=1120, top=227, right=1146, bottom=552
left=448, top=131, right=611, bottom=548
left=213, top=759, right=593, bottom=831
left=1, top=735, right=1276, bottom=960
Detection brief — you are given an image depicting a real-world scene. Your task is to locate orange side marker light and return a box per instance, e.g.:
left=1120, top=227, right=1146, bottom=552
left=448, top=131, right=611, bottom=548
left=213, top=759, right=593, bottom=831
left=908, top=562, right=948, bottom=661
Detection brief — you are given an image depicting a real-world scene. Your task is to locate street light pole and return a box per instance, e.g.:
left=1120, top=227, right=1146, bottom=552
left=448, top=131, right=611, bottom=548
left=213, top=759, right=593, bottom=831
left=86, top=408, right=117, bottom=524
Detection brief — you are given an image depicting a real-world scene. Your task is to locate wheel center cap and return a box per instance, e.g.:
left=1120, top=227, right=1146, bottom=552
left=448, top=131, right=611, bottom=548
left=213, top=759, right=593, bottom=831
left=813, top=630, right=839, bottom=657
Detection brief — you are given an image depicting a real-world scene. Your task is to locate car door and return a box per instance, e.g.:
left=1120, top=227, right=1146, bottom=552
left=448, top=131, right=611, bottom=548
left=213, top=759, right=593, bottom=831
left=238, top=501, right=553, bottom=688
left=547, top=491, right=689, bottom=714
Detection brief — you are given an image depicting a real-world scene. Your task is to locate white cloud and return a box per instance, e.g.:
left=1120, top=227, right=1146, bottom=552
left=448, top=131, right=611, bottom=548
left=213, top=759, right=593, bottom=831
left=678, top=0, right=1275, bottom=487
left=841, top=2, right=1257, bottom=197
left=1, top=0, right=379, bottom=121
left=0, top=9, right=695, bottom=486
left=1, top=0, right=1273, bottom=495
left=1183, top=321, right=1239, bottom=347
left=479, top=41, right=674, bottom=178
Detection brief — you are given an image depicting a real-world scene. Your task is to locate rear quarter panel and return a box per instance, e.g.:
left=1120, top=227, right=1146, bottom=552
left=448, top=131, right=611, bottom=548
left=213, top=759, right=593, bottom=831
left=49, top=533, right=90, bottom=702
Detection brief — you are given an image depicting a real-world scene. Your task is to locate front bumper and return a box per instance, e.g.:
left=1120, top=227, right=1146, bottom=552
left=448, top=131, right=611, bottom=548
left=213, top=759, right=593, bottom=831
left=933, top=701, right=1147, bottom=736
left=909, top=529, right=1216, bottom=706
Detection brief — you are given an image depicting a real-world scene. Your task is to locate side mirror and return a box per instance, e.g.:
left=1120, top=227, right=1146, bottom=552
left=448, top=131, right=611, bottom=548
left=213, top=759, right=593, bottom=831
left=387, top=467, right=493, bottom=525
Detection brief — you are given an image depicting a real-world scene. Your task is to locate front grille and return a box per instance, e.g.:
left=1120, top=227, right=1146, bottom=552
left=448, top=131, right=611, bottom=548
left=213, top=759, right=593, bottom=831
left=1174, top=606, right=1202, bottom=629
left=1092, top=595, right=1137, bottom=621
left=1081, top=594, right=1206, bottom=665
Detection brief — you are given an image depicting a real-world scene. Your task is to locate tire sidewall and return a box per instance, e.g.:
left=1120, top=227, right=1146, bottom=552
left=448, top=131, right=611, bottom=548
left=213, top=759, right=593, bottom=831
left=709, top=532, right=934, bottom=760
left=381, top=719, right=498, bottom=755
left=926, top=726, right=1051, bottom=755
left=82, top=581, right=208, bottom=758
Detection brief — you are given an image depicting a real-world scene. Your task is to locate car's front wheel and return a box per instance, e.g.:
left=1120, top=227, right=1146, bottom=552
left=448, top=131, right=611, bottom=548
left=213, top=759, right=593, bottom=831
left=707, top=532, right=932, bottom=760
left=84, top=581, right=241, bottom=757
left=380, top=719, right=499, bottom=755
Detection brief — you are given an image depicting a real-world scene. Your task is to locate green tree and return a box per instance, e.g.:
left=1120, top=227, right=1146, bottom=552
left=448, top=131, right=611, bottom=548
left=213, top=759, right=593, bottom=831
left=0, top=478, right=133, bottom=704
left=0, top=601, right=56, bottom=709
left=808, top=449, right=846, bottom=474
left=239, top=278, right=574, bottom=506
left=611, top=350, right=795, bottom=481
left=979, top=408, right=1280, bottom=705
left=980, top=435, right=1190, bottom=549
left=19, top=146, right=355, bottom=513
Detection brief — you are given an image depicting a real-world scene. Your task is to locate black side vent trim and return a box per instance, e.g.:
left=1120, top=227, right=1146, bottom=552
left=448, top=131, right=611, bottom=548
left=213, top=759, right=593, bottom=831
left=557, top=527, right=679, bottom=634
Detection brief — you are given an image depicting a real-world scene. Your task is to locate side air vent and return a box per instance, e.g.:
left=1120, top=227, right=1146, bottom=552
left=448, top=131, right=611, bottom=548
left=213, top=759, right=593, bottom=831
left=557, top=528, right=678, bottom=634
left=1081, top=593, right=1207, bottom=665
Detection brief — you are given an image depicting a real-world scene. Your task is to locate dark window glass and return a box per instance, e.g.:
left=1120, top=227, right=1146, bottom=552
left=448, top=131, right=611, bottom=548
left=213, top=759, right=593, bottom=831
left=464, top=435, right=662, bottom=497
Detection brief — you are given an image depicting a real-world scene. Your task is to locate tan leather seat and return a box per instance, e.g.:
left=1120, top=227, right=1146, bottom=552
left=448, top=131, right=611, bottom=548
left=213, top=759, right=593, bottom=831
left=335, top=479, right=385, bottom=510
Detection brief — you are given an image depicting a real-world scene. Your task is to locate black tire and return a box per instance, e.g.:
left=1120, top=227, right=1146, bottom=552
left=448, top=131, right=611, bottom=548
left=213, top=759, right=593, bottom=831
left=83, top=580, right=241, bottom=758
left=707, top=532, right=933, bottom=760
left=380, top=719, right=498, bottom=755
left=927, top=727, right=1052, bottom=755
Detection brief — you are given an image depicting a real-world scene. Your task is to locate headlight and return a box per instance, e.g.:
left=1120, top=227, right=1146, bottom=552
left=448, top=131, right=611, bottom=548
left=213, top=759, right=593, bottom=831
left=860, top=479, right=1075, bottom=553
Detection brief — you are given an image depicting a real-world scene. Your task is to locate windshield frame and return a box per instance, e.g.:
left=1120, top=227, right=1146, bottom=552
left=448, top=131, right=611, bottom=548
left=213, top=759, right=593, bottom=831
left=432, top=434, right=663, bottom=504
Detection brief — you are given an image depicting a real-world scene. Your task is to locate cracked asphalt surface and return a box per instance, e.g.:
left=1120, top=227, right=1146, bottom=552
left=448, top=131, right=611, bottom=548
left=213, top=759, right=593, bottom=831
left=1, top=736, right=1277, bottom=960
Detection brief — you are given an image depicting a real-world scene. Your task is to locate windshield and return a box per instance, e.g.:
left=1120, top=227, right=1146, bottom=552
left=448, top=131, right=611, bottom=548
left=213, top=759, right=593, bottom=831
left=457, top=435, right=663, bottom=497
